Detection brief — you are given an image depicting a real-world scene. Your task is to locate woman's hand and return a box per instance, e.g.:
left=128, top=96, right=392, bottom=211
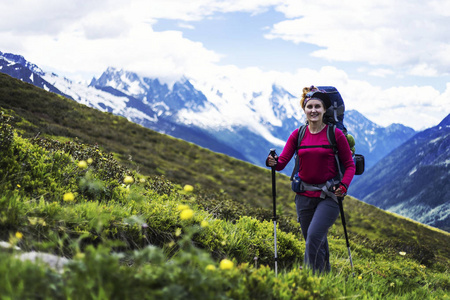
left=334, top=183, right=347, bottom=197
left=266, top=155, right=278, bottom=167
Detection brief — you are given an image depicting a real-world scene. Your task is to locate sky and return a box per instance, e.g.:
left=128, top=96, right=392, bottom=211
left=1, top=0, right=450, bottom=130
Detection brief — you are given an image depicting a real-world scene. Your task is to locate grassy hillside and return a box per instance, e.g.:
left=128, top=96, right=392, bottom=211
left=0, top=73, right=294, bottom=212
left=0, top=72, right=449, bottom=298
left=1, top=73, right=448, bottom=260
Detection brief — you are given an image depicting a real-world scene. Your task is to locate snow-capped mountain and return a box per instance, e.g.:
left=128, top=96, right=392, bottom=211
left=90, top=68, right=209, bottom=117
left=351, top=114, right=450, bottom=231
left=0, top=51, right=70, bottom=97
left=0, top=52, right=246, bottom=161
left=86, top=66, right=416, bottom=171
left=88, top=67, right=307, bottom=170
left=0, top=51, right=415, bottom=175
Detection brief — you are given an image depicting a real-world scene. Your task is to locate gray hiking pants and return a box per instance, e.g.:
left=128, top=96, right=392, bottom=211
left=295, top=194, right=340, bottom=274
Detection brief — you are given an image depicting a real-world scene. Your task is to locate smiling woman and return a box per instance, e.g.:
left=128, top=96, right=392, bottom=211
left=266, top=87, right=356, bottom=274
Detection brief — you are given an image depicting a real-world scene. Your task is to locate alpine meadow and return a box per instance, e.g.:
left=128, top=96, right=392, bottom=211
left=0, top=73, right=449, bottom=299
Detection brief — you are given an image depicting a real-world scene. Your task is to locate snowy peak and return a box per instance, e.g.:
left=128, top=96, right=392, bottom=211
left=0, top=54, right=67, bottom=96
left=91, top=68, right=208, bottom=115
left=90, top=67, right=149, bottom=97
left=269, top=84, right=301, bottom=122
left=0, top=51, right=44, bottom=76
left=170, top=78, right=208, bottom=111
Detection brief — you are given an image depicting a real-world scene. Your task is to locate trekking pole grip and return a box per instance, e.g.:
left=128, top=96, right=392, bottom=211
left=269, top=148, right=277, bottom=159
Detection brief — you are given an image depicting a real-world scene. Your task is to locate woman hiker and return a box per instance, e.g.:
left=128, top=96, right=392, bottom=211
left=266, top=86, right=355, bottom=273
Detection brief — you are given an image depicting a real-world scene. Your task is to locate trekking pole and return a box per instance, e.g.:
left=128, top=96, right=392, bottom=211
left=338, top=197, right=355, bottom=276
left=269, top=148, right=278, bottom=277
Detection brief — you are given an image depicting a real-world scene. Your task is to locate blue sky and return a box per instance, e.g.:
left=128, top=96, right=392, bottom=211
left=0, top=0, right=449, bottom=130
left=153, top=8, right=450, bottom=91
left=153, top=9, right=318, bottom=72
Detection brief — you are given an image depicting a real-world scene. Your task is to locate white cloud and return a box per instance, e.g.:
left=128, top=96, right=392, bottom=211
left=118, top=0, right=283, bottom=21
left=268, top=0, right=450, bottom=76
left=0, top=0, right=281, bottom=81
left=81, top=11, right=133, bottom=39
left=177, top=23, right=196, bottom=30
left=16, top=23, right=222, bottom=85
left=342, top=84, right=450, bottom=130
left=0, top=1, right=114, bottom=35
left=408, top=64, right=439, bottom=77
left=367, top=68, right=395, bottom=78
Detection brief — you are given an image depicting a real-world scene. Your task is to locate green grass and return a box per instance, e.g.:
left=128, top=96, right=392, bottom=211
left=0, top=73, right=449, bottom=299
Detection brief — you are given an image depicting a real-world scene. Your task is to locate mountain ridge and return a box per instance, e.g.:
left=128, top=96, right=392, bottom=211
left=351, top=113, right=450, bottom=231
left=0, top=51, right=416, bottom=174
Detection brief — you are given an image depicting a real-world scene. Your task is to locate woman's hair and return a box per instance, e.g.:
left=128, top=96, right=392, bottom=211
left=300, top=85, right=318, bottom=108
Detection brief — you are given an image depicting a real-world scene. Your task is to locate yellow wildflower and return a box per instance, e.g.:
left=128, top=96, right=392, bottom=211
left=201, top=220, right=209, bottom=228
left=63, top=192, right=75, bottom=202
left=175, top=228, right=182, bottom=237
left=77, top=160, right=88, bottom=169
left=219, top=259, right=234, bottom=270
left=87, top=158, right=93, bottom=164
left=124, top=176, right=134, bottom=184
left=177, top=204, right=190, bottom=211
left=180, top=209, right=194, bottom=220
left=183, top=184, right=194, bottom=192
left=399, top=251, right=406, bottom=256
left=15, top=232, right=23, bottom=239
left=206, top=265, right=216, bottom=271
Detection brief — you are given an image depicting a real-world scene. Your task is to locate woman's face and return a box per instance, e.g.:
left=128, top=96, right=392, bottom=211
left=304, top=99, right=325, bottom=123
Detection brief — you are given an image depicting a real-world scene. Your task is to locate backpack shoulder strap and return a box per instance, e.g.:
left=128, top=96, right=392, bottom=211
left=290, top=125, right=307, bottom=181
left=327, top=125, right=343, bottom=180
left=297, top=125, right=307, bottom=149
left=326, top=124, right=337, bottom=148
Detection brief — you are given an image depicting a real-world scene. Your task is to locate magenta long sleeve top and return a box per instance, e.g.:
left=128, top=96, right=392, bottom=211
left=275, top=125, right=356, bottom=197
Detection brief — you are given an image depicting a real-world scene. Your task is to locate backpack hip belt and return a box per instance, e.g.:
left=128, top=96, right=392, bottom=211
left=298, top=178, right=340, bottom=202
